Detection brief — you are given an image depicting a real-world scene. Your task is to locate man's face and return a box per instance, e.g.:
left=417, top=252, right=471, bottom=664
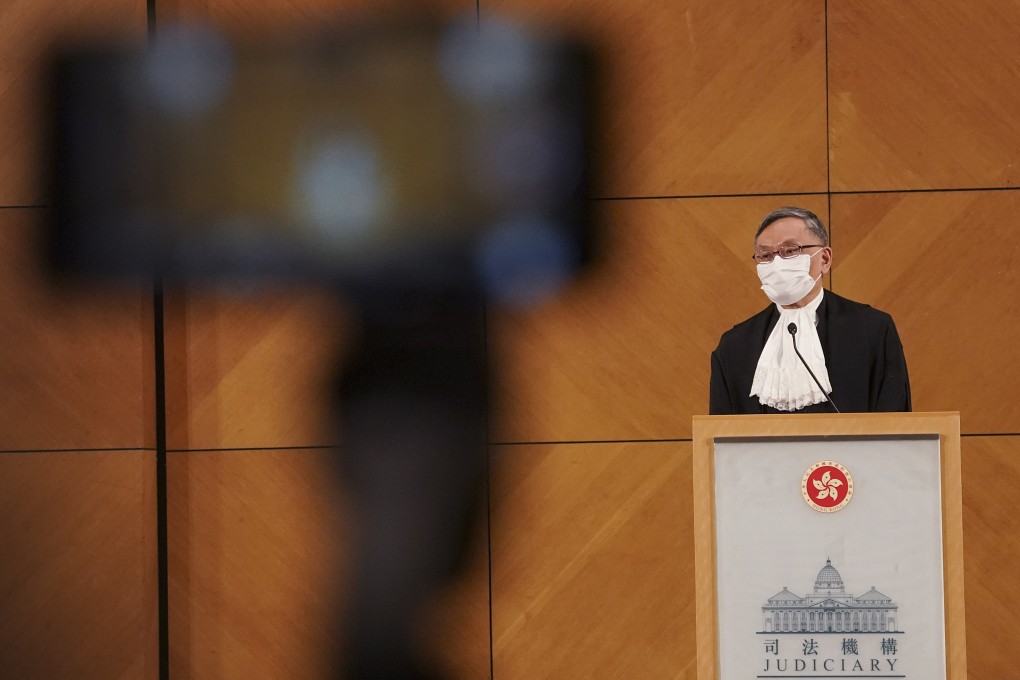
left=755, top=216, right=832, bottom=282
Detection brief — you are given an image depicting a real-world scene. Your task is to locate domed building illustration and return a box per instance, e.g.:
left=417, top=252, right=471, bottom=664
left=761, top=559, right=900, bottom=633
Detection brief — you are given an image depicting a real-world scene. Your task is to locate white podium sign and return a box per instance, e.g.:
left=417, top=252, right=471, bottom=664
left=693, top=414, right=966, bottom=680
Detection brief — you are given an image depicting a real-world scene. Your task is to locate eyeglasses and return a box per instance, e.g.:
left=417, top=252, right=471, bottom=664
left=752, top=243, right=825, bottom=264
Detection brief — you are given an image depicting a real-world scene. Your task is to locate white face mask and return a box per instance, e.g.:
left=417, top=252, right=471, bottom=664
left=756, top=251, right=822, bottom=306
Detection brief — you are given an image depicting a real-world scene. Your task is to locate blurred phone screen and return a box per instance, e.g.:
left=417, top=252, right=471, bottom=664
left=47, top=16, right=598, bottom=298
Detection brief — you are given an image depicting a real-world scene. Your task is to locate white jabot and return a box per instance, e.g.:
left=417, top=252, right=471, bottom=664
left=750, top=289, right=832, bottom=411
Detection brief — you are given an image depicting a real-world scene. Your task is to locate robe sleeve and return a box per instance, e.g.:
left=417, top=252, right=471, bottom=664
left=710, top=348, right=736, bottom=415
left=873, top=315, right=912, bottom=412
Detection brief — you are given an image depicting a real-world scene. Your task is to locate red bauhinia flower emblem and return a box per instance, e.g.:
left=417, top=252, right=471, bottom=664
left=801, top=461, right=854, bottom=513
left=814, top=470, right=843, bottom=501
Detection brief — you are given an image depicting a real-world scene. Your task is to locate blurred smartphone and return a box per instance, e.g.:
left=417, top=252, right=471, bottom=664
left=46, top=15, right=599, bottom=299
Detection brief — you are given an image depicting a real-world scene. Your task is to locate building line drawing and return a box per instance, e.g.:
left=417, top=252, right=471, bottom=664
left=761, top=559, right=901, bottom=634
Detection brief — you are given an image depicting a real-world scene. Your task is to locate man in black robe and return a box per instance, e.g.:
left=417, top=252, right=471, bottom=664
left=709, top=207, right=910, bottom=415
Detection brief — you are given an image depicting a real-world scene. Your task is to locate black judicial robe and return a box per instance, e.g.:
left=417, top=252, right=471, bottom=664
left=709, top=291, right=911, bottom=415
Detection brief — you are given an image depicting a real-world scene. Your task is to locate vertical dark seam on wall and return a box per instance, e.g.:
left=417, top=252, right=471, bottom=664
left=483, top=307, right=495, bottom=680
left=824, top=0, right=834, bottom=291
left=146, top=3, right=170, bottom=679
left=154, top=276, right=170, bottom=680
left=473, top=1, right=493, bottom=668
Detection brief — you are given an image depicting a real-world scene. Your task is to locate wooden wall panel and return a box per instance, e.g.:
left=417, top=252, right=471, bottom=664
left=167, top=447, right=491, bottom=679
left=829, top=0, right=1020, bottom=191
left=485, top=0, right=828, bottom=198
left=421, top=500, right=492, bottom=680
left=3, top=0, right=1004, bottom=678
left=961, top=435, right=1020, bottom=678
left=163, top=289, right=347, bottom=450
left=157, top=5, right=490, bottom=680
left=2, top=6, right=155, bottom=680
left=0, top=450, right=157, bottom=680
left=0, top=209, right=154, bottom=450
left=829, top=192, right=1020, bottom=434
left=155, top=1, right=477, bottom=453
left=167, top=449, right=346, bottom=680
left=0, top=0, right=145, bottom=205
left=489, top=435, right=1020, bottom=679
left=490, top=196, right=829, bottom=443
left=490, top=441, right=694, bottom=679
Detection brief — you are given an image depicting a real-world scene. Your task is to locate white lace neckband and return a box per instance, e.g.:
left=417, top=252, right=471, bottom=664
left=749, top=289, right=832, bottom=411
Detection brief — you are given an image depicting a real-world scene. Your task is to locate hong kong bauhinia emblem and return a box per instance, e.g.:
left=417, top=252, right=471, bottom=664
left=802, top=461, right=853, bottom=512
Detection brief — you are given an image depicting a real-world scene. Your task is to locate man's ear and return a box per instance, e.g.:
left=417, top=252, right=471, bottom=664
left=820, top=247, right=833, bottom=273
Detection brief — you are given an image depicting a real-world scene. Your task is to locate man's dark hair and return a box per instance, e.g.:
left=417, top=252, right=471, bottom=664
left=754, top=206, right=829, bottom=246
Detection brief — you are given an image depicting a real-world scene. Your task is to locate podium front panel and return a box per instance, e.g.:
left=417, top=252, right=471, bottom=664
left=714, top=435, right=943, bottom=679
left=692, top=413, right=966, bottom=680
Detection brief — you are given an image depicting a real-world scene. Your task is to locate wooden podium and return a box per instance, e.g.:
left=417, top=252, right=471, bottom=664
left=692, top=412, right=966, bottom=680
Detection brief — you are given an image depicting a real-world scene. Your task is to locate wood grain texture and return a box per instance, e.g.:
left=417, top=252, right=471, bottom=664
left=0, top=0, right=145, bottom=205
left=484, top=0, right=827, bottom=198
left=163, top=288, right=348, bottom=450
left=829, top=192, right=1020, bottom=434
left=941, top=417, right=968, bottom=680
left=829, top=0, right=1020, bottom=191
left=167, top=448, right=347, bottom=680
left=961, top=435, right=1020, bottom=680
left=0, top=209, right=154, bottom=450
left=490, top=441, right=695, bottom=680
left=0, top=450, right=157, bottom=680
left=167, top=447, right=491, bottom=680
left=692, top=427, right=718, bottom=680
left=490, top=196, right=829, bottom=443
left=420, top=500, right=493, bottom=680
left=4, top=0, right=1019, bottom=679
